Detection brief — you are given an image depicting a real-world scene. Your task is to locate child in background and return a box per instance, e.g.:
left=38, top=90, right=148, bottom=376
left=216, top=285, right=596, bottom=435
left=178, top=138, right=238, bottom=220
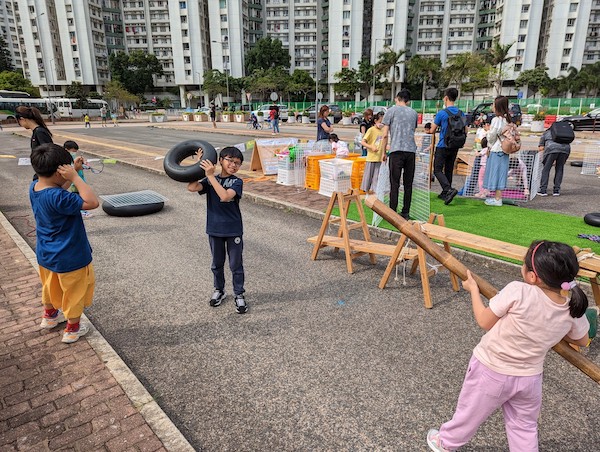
left=30, top=143, right=99, bottom=343
left=360, top=111, right=386, bottom=194
left=329, top=133, right=349, bottom=158
left=427, top=240, right=590, bottom=452
left=64, top=140, right=93, bottom=218
left=473, top=137, right=489, bottom=198
left=84, top=114, right=90, bottom=128
left=187, top=146, right=248, bottom=314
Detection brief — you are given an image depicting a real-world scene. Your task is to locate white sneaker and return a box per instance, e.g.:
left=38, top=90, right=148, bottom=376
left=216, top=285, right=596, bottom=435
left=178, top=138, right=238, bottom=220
left=484, top=198, right=502, bottom=206
left=427, top=429, right=449, bottom=452
left=40, top=310, right=66, bottom=329
left=62, top=323, right=89, bottom=343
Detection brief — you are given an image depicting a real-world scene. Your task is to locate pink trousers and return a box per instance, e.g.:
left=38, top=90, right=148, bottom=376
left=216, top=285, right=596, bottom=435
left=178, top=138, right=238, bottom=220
left=439, top=355, right=543, bottom=451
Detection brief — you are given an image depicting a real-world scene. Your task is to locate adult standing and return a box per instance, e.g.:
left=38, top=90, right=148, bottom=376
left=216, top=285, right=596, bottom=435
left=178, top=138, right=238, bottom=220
left=483, top=96, right=512, bottom=207
left=429, top=88, right=467, bottom=205
left=16, top=105, right=54, bottom=181
left=537, top=128, right=571, bottom=196
left=359, top=108, right=374, bottom=156
left=381, top=89, right=418, bottom=220
left=316, top=105, right=333, bottom=142
left=100, top=106, right=108, bottom=127
left=270, top=105, right=280, bottom=135
left=209, top=102, right=217, bottom=129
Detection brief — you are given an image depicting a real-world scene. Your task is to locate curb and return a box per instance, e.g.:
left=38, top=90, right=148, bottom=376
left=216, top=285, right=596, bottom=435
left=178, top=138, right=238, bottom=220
left=0, top=210, right=195, bottom=452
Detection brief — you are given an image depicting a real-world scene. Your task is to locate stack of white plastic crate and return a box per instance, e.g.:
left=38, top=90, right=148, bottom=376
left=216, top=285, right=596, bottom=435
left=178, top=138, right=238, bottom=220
left=318, top=158, right=353, bottom=197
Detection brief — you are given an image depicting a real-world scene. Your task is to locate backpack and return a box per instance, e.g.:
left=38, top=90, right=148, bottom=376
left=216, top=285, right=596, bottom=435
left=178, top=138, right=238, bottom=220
left=501, top=123, right=522, bottom=154
left=550, top=121, right=575, bottom=144
left=444, top=109, right=467, bottom=149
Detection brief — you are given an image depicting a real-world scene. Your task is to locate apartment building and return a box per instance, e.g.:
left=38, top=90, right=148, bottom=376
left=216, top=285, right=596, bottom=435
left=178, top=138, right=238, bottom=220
left=0, top=1, right=24, bottom=73
left=3, top=0, right=600, bottom=103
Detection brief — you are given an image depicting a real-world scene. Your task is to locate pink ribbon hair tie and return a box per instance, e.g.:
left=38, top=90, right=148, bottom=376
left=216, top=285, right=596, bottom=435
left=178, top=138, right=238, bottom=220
left=561, top=281, right=577, bottom=291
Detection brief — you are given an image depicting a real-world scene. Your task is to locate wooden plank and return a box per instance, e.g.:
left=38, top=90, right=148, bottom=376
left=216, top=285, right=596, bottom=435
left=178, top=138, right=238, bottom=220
left=307, top=235, right=418, bottom=259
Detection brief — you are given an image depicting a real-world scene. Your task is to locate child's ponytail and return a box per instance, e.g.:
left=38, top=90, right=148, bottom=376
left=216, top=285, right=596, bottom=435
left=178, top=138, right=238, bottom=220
left=568, top=285, right=588, bottom=318
left=525, top=240, right=588, bottom=318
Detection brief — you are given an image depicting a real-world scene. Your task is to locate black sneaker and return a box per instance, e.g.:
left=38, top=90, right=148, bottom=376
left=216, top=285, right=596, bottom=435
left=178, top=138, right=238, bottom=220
left=444, top=188, right=459, bottom=205
left=235, top=294, right=248, bottom=314
left=210, top=289, right=226, bottom=307
left=400, top=212, right=411, bottom=221
left=437, top=191, right=448, bottom=200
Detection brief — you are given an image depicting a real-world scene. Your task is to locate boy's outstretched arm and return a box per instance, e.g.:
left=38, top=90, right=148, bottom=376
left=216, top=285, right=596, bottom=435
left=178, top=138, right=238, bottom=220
left=57, top=164, right=99, bottom=210
left=462, top=270, right=500, bottom=331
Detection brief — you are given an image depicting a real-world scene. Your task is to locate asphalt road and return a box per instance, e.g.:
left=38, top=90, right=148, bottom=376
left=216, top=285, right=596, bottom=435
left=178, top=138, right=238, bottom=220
left=1, top=131, right=599, bottom=451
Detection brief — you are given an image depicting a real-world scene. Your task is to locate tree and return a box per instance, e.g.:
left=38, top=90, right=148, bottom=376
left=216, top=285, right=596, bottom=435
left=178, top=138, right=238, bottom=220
left=357, top=58, right=376, bottom=100
left=244, top=37, right=291, bottom=74
left=0, top=36, right=14, bottom=72
left=462, top=64, right=495, bottom=100
left=65, top=82, right=86, bottom=108
left=0, top=71, right=39, bottom=96
left=109, top=50, right=163, bottom=95
left=202, top=69, right=229, bottom=99
left=333, top=67, right=360, bottom=98
left=442, top=52, right=482, bottom=96
left=515, top=67, right=551, bottom=98
left=244, top=67, right=290, bottom=102
left=405, top=55, right=442, bottom=104
left=286, top=70, right=315, bottom=102
left=376, top=47, right=406, bottom=98
left=103, top=80, right=139, bottom=110
left=485, top=40, right=515, bottom=95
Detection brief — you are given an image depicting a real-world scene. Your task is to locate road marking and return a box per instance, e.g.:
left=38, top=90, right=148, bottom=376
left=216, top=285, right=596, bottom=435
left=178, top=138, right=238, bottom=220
left=53, top=132, right=164, bottom=157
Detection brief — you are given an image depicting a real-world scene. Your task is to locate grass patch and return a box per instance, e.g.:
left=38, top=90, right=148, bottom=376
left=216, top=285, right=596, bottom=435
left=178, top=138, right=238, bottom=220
left=331, top=193, right=600, bottom=262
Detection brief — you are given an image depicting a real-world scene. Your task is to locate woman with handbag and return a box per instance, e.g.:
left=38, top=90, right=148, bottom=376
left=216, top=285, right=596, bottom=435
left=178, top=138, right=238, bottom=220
left=483, top=96, right=512, bottom=207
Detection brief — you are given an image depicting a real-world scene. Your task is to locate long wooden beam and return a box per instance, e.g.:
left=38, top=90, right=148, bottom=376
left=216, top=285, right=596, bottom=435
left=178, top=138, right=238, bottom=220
left=364, top=196, right=600, bottom=384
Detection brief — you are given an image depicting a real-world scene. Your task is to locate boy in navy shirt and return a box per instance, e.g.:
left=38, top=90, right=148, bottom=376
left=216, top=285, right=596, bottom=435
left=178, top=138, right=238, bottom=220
left=29, top=143, right=99, bottom=343
left=187, top=146, right=248, bottom=314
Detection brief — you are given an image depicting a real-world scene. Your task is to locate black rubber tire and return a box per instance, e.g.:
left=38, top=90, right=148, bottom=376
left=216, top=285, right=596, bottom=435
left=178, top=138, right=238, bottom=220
left=584, top=213, right=600, bottom=227
left=102, top=201, right=164, bottom=217
left=570, top=160, right=583, bottom=167
left=163, top=139, right=218, bottom=182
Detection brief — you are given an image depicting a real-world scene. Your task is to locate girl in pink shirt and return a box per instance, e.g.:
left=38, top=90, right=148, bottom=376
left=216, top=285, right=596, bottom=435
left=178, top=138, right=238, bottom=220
left=427, top=241, right=590, bottom=452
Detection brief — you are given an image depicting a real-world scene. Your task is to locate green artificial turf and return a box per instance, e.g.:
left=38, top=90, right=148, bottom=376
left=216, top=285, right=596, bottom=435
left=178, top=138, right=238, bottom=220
left=331, top=193, right=600, bottom=262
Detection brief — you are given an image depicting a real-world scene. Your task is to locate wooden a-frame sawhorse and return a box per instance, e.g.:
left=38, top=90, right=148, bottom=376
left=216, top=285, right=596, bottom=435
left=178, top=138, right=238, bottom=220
left=308, top=190, right=440, bottom=308
left=376, top=213, right=460, bottom=308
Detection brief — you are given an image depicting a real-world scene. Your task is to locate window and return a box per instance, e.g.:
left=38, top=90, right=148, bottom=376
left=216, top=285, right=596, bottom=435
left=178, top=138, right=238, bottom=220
left=565, top=33, right=573, bottom=41
left=518, top=34, right=526, bottom=42
left=520, top=20, right=527, bottom=28
left=563, top=48, right=571, bottom=55
left=343, top=11, right=350, bottom=18
left=521, top=5, right=530, bottom=12
left=561, top=63, right=569, bottom=70
left=569, top=3, right=578, bottom=12
left=514, top=64, right=522, bottom=71
left=180, top=1, right=186, bottom=8
left=387, top=9, right=394, bottom=17
left=567, top=18, right=575, bottom=26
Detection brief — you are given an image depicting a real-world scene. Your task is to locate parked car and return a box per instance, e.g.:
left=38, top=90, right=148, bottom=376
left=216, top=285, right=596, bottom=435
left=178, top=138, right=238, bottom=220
left=559, top=107, right=600, bottom=131
left=350, top=105, right=390, bottom=124
left=303, top=104, right=343, bottom=123
left=465, top=102, right=522, bottom=127
left=251, top=104, right=289, bottom=121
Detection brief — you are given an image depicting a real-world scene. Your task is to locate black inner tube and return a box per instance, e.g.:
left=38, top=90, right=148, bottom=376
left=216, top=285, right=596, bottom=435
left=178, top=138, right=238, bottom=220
left=163, top=140, right=218, bottom=182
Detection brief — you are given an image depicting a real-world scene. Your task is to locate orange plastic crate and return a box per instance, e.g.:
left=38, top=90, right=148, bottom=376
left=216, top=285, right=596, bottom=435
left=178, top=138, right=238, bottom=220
left=351, top=157, right=367, bottom=193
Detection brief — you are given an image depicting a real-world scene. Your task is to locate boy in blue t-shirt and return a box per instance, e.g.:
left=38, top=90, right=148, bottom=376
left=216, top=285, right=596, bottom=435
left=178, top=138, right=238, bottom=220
left=187, top=146, right=248, bottom=314
left=29, top=143, right=99, bottom=343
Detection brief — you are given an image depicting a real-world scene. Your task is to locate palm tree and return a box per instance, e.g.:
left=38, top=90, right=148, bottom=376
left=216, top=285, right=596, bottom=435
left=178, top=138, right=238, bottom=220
left=485, top=40, right=515, bottom=95
left=443, top=52, right=482, bottom=96
left=405, top=55, right=442, bottom=105
left=375, top=47, right=406, bottom=98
